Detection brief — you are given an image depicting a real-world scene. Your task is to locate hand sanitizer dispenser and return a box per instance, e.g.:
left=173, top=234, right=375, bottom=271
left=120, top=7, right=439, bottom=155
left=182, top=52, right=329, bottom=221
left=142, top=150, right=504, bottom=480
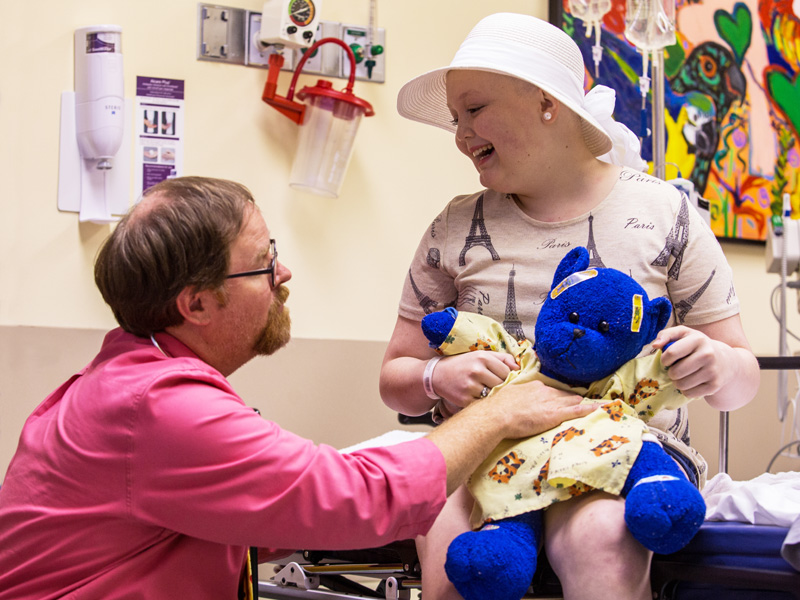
left=74, top=26, right=124, bottom=168
left=58, top=25, right=132, bottom=223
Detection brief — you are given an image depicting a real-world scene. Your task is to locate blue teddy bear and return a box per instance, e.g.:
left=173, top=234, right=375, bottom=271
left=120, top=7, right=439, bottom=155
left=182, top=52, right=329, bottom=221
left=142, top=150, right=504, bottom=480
left=421, top=247, right=706, bottom=600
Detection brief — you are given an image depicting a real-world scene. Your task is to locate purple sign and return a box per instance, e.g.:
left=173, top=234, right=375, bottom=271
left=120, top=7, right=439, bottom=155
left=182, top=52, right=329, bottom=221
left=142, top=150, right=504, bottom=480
left=135, top=76, right=184, bottom=197
left=136, top=77, right=185, bottom=100
left=143, top=164, right=176, bottom=192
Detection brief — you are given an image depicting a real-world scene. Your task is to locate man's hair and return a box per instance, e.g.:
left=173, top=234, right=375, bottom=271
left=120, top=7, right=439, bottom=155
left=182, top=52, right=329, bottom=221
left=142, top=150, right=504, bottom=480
left=94, top=176, right=256, bottom=337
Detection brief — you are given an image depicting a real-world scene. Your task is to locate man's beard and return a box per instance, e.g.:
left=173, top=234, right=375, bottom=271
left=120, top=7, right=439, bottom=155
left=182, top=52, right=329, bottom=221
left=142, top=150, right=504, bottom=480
left=253, top=285, right=291, bottom=356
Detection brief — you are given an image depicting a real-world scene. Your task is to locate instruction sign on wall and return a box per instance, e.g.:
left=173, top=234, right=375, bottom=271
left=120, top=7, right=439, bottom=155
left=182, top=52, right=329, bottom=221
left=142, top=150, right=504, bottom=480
left=134, top=76, right=185, bottom=198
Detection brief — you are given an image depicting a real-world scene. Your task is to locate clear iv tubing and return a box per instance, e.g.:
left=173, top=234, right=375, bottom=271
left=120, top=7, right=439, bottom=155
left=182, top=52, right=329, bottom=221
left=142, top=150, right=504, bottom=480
left=367, top=0, right=377, bottom=56
left=625, top=1, right=675, bottom=145
left=568, top=0, right=612, bottom=77
left=589, top=20, right=604, bottom=78
left=639, top=52, right=650, bottom=140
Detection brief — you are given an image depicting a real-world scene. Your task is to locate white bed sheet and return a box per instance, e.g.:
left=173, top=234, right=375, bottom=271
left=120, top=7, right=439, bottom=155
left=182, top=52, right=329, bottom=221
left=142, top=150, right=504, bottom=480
left=702, top=471, right=800, bottom=569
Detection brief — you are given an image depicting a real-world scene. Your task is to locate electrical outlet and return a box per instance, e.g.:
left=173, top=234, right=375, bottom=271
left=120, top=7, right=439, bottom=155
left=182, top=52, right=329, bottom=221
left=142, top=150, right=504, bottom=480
left=246, top=12, right=294, bottom=70
left=339, top=24, right=385, bottom=83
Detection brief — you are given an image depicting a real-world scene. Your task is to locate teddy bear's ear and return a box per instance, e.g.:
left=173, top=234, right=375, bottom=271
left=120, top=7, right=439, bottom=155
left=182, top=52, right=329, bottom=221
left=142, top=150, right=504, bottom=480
left=645, top=297, right=673, bottom=342
left=550, top=247, right=591, bottom=289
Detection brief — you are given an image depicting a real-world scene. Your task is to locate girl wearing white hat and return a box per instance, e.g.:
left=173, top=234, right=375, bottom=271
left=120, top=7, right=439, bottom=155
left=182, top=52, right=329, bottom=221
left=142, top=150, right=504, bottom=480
left=380, top=12, right=758, bottom=600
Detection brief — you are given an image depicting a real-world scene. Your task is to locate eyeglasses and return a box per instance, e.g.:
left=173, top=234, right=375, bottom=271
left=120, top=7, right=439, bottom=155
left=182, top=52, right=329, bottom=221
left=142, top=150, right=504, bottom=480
left=226, top=239, right=278, bottom=287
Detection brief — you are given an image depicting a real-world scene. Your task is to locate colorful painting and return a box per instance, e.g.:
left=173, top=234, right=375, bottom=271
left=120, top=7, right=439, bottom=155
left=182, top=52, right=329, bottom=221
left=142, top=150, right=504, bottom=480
left=552, top=0, right=800, bottom=242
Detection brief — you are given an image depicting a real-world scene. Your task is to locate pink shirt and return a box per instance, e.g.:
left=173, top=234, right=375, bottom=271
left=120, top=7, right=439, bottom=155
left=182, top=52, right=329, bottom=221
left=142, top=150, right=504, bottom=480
left=0, top=329, right=446, bottom=599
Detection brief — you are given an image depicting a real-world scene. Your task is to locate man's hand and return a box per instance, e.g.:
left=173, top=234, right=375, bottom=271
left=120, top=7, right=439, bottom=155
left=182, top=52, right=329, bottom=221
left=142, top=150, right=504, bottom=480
left=427, top=380, right=594, bottom=495
left=484, top=380, right=595, bottom=439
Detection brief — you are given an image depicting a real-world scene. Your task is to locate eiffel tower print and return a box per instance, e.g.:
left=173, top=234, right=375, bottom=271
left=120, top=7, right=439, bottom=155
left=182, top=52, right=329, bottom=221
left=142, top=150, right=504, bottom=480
left=503, top=266, right=526, bottom=341
left=585, top=214, right=606, bottom=268
left=427, top=248, right=441, bottom=269
left=673, top=269, right=716, bottom=323
left=652, top=195, right=690, bottom=280
left=408, top=271, right=439, bottom=314
left=459, top=193, right=501, bottom=266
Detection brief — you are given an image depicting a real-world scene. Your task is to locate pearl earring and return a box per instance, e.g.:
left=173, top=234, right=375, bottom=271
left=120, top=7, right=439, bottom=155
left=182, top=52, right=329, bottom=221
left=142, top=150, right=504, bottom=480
left=543, top=112, right=553, bottom=121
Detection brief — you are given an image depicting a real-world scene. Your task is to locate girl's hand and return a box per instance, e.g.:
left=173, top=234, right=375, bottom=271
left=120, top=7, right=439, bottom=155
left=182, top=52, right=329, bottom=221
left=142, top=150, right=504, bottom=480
left=652, top=326, right=732, bottom=398
left=433, top=351, right=519, bottom=410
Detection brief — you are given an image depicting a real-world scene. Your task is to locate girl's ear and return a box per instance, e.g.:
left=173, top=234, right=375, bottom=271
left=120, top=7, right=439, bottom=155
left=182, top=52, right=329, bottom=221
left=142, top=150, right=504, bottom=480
left=538, top=89, right=559, bottom=119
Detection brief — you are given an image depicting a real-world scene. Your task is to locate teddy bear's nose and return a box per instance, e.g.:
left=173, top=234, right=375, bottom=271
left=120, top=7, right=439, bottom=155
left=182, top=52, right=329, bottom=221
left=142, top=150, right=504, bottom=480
left=572, top=328, right=585, bottom=339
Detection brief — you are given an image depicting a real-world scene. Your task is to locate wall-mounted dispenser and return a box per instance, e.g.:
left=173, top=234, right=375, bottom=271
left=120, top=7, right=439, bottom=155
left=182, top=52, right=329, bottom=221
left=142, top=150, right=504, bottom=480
left=58, top=25, right=132, bottom=223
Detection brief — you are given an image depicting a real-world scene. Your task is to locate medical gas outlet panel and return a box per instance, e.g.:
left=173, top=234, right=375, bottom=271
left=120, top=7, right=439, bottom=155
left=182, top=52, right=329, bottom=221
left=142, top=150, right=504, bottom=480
left=197, top=3, right=386, bottom=83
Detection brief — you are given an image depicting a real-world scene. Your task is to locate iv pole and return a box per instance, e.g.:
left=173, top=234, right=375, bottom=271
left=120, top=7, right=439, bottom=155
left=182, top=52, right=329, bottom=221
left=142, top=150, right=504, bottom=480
left=646, top=6, right=729, bottom=466
left=652, top=49, right=666, bottom=180
left=653, top=35, right=732, bottom=471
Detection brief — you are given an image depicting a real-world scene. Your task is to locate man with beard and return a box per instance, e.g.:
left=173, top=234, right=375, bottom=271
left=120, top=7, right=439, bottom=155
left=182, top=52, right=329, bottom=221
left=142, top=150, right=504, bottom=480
left=0, top=177, right=594, bottom=600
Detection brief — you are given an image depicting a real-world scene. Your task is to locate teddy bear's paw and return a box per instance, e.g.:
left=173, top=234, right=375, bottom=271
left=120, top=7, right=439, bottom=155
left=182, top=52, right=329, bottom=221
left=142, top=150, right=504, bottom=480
left=421, top=308, right=458, bottom=347
left=624, top=474, right=706, bottom=554
left=444, top=516, right=540, bottom=600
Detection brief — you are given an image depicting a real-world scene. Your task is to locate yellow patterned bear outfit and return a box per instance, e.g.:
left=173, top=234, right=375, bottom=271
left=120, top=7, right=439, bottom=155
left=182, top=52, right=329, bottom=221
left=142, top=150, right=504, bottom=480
left=432, top=311, right=696, bottom=529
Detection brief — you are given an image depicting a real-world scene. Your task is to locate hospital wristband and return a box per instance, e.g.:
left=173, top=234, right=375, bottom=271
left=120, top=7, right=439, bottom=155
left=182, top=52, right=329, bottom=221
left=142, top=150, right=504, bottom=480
left=423, top=356, right=443, bottom=400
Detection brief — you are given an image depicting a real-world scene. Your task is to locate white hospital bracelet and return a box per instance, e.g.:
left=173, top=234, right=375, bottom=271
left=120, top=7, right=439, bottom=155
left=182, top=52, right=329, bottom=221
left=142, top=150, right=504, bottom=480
left=423, top=356, right=443, bottom=400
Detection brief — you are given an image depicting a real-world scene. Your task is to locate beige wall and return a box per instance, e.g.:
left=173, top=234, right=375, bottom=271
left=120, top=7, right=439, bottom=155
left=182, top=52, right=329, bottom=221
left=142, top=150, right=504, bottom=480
left=0, top=327, right=431, bottom=481
left=2, top=1, right=800, bottom=481
left=0, top=0, right=543, bottom=340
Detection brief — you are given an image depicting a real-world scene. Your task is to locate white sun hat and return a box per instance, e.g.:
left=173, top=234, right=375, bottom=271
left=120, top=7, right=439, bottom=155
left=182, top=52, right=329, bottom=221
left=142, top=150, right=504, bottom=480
left=397, top=13, right=645, bottom=170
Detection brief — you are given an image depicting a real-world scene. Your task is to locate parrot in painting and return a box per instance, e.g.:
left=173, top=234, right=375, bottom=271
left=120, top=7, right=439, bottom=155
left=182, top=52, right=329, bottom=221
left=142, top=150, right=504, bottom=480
left=669, top=41, right=747, bottom=194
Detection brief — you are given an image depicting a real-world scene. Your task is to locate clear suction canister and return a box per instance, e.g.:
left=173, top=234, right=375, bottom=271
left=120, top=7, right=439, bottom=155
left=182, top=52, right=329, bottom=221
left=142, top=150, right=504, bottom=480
left=261, top=36, right=374, bottom=197
left=289, top=79, right=372, bottom=198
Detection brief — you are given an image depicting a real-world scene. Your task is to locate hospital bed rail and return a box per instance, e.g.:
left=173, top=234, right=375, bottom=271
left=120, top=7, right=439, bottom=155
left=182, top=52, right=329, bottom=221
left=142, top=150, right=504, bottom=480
left=257, top=542, right=422, bottom=600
